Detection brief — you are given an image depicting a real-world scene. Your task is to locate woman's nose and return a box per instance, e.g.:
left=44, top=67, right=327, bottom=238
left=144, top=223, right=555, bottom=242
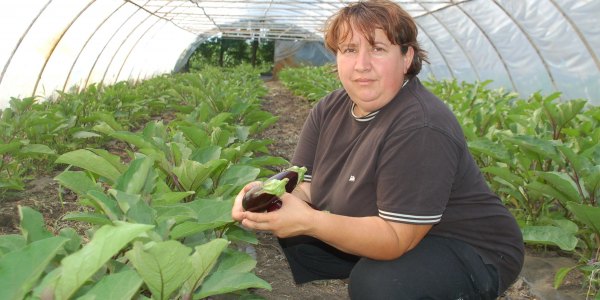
left=354, top=49, right=372, bottom=72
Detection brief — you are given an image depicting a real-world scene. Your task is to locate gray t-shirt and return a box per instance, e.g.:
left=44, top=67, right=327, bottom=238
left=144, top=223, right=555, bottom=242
left=291, top=77, right=524, bottom=292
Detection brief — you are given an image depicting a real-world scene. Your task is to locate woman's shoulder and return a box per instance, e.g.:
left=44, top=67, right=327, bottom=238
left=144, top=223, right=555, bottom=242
left=312, top=88, right=350, bottom=114
left=386, top=77, right=465, bottom=141
left=320, top=88, right=348, bottom=105
left=406, top=78, right=459, bottom=120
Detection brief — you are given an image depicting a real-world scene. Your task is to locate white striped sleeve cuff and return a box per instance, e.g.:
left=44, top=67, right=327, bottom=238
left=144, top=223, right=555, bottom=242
left=303, top=174, right=312, bottom=182
left=379, top=210, right=442, bottom=224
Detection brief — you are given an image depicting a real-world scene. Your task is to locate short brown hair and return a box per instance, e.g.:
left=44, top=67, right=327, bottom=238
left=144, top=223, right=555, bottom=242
left=324, top=0, right=428, bottom=78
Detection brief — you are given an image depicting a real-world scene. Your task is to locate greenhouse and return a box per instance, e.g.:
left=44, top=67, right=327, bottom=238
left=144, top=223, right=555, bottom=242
left=0, top=0, right=598, bottom=299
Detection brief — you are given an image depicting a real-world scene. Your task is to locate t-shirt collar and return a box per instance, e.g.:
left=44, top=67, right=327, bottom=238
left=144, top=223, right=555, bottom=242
left=350, top=79, right=410, bottom=122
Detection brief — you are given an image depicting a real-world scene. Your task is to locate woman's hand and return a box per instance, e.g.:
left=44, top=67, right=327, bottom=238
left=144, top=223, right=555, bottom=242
left=231, top=181, right=261, bottom=222
left=240, top=192, right=317, bottom=238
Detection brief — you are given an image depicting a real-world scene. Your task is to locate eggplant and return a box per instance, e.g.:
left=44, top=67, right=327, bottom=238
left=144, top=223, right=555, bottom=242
left=242, top=166, right=307, bottom=212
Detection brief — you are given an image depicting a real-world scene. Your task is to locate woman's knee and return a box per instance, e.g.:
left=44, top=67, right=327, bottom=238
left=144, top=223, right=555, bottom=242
left=346, top=236, right=498, bottom=299
left=348, top=258, right=421, bottom=299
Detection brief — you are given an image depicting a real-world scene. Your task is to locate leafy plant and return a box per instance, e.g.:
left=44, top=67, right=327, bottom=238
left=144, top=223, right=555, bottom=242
left=0, top=97, right=57, bottom=193
left=0, top=65, right=293, bottom=298
left=278, top=64, right=341, bottom=102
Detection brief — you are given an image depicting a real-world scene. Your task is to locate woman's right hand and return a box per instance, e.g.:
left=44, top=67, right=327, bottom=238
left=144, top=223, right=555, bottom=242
left=232, top=181, right=261, bottom=222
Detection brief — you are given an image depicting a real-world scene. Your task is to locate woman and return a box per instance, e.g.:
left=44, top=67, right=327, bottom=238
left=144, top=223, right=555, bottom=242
left=232, top=0, right=524, bottom=298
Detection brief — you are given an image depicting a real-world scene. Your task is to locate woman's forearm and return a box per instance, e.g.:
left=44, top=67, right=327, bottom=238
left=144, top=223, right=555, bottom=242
left=305, top=211, right=431, bottom=260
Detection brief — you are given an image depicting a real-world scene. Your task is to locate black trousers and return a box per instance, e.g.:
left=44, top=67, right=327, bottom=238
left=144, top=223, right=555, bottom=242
left=278, top=235, right=499, bottom=300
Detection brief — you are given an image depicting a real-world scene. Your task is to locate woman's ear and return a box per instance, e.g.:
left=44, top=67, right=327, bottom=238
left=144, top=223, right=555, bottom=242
left=404, top=46, right=415, bottom=74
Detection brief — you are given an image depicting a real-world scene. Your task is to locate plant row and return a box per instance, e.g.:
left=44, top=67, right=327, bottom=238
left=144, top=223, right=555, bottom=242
left=0, top=65, right=287, bottom=299
left=279, top=65, right=600, bottom=297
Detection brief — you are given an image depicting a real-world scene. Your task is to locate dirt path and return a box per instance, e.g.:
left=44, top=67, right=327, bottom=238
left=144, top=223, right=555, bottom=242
left=252, top=80, right=350, bottom=299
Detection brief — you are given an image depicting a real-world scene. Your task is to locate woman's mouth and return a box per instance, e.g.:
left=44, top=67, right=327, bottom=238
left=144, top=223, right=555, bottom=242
left=354, top=78, right=374, bottom=85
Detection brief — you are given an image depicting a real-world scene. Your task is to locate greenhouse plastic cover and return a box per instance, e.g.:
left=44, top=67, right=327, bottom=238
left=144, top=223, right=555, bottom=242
left=0, top=0, right=598, bottom=109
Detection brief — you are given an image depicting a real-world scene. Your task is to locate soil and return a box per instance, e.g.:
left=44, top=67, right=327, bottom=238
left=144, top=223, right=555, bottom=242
left=0, top=79, right=587, bottom=299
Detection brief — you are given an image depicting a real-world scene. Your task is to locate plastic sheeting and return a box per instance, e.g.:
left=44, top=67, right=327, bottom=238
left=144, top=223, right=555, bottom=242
left=0, top=0, right=199, bottom=104
left=418, top=0, right=599, bottom=103
left=0, top=0, right=598, bottom=108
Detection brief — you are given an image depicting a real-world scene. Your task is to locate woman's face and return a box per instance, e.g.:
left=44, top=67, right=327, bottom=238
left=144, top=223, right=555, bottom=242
left=336, top=26, right=413, bottom=116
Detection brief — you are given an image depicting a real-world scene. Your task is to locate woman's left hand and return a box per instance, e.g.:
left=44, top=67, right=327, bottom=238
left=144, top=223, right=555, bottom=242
left=240, top=192, right=317, bottom=238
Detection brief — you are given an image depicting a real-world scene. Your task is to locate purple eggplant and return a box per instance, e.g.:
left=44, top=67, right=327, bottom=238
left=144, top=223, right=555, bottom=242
left=242, top=166, right=307, bottom=212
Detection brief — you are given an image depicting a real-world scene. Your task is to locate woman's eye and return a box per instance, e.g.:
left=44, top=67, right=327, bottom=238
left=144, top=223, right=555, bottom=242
left=373, top=47, right=385, bottom=52
left=341, top=47, right=356, bottom=53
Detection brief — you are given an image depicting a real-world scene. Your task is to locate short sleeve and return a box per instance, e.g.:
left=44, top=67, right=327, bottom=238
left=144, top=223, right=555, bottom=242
left=376, top=126, right=462, bottom=224
left=291, top=103, right=322, bottom=182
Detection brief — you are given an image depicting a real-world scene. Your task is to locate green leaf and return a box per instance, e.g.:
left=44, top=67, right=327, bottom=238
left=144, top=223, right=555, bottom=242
left=54, top=222, right=154, bottom=300
left=553, top=266, right=577, bottom=289
left=114, top=156, right=155, bottom=195
left=191, top=145, right=221, bottom=164
left=20, top=144, right=56, bottom=155
left=0, top=235, right=26, bottom=256
left=468, top=138, right=510, bottom=162
left=62, top=212, right=112, bottom=226
left=0, top=179, right=25, bottom=191
left=481, top=166, right=524, bottom=188
left=543, top=99, right=587, bottom=131
left=536, top=171, right=582, bottom=203
left=215, top=249, right=257, bottom=274
left=582, top=165, right=600, bottom=199
left=111, top=190, right=156, bottom=224
left=243, top=156, right=289, bottom=169
left=166, top=199, right=233, bottom=239
left=172, top=159, right=228, bottom=192
left=556, top=144, right=592, bottom=173
left=85, top=111, right=124, bottom=132
left=179, top=126, right=210, bottom=148
left=211, top=127, right=233, bottom=147
left=110, top=131, right=155, bottom=150
left=92, top=122, right=116, bottom=135
left=72, top=131, right=102, bottom=139
left=506, top=135, right=561, bottom=163
left=189, top=198, right=234, bottom=224
left=521, top=225, right=578, bottom=251
left=153, top=191, right=195, bottom=205
left=208, top=112, right=233, bottom=128
left=225, top=225, right=258, bottom=244
left=567, top=203, right=600, bottom=235
left=87, top=190, right=122, bottom=221
left=218, top=165, right=261, bottom=187
left=526, top=181, right=569, bottom=207
left=181, top=238, right=229, bottom=296
left=88, top=148, right=127, bottom=173
left=0, top=141, right=21, bottom=155
left=82, top=267, right=143, bottom=300
left=55, top=149, right=122, bottom=183
left=550, top=219, right=578, bottom=235
left=154, top=204, right=198, bottom=225
left=194, top=270, right=271, bottom=299
left=54, top=171, right=103, bottom=196
left=170, top=221, right=230, bottom=240
left=19, top=206, right=53, bottom=243
left=0, top=236, right=68, bottom=300
left=126, top=241, right=194, bottom=300
left=234, top=125, right=250, bottom=142
left=58, top=227, right=82, bottom=254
